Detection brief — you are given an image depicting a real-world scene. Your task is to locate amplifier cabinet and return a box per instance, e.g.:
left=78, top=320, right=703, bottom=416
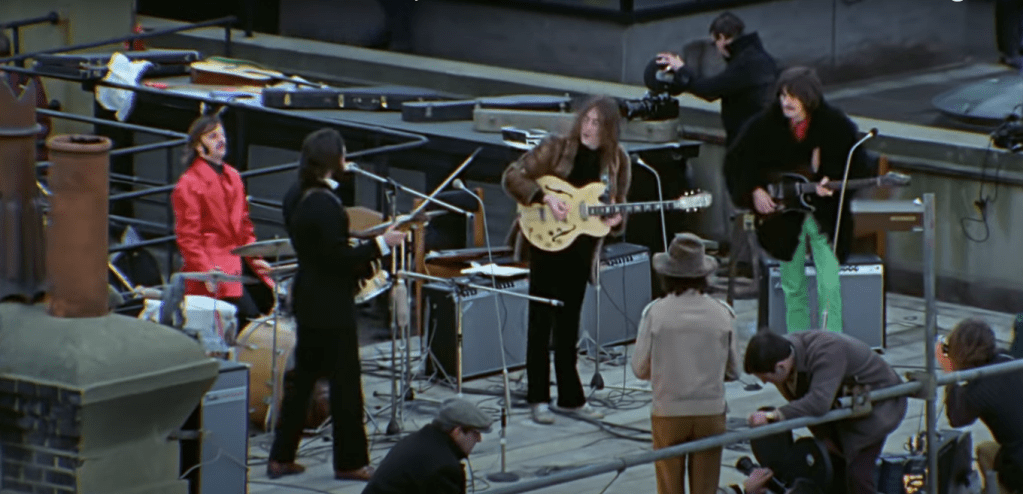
left=181, top=360, right=249, bottom=494
left=758, top=253, right=885, bottom=348
left=579, top=242, right=651, bottom=352
left=422, top=276, right=530, bottom=381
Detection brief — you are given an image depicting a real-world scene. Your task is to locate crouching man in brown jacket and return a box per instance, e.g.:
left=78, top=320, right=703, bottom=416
left=743, top=330, right=907, bottom=494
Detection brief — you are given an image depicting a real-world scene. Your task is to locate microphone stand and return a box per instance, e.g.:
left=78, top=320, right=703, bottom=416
left=821, top=128, right=877, bottom=330
left=452, top=181, right=519, bottom=483
left=397, top=270, right=562, bottom=395
left=630, top=155, right=669, bottom=253
left=344, top=149, right=480, bottom=218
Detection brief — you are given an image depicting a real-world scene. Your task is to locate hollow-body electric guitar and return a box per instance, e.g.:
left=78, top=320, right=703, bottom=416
left=517, top=175, right=713, bottom=252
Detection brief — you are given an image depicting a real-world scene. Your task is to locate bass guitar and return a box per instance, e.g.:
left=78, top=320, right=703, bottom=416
left=763, top=171, right=911, bottom=214
left=518, top=175, right=712, bottom=252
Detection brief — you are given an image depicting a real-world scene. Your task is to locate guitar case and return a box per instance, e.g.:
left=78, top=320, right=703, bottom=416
left=477, top=94, right=573, bottom=112
left=33, top=50, right=201, bottom=80
left=401, top=100, right=477, bottom=122
left=338, top=85, right=453, bottom=111
left=262, top=86, right=345, bottom=109
left=401, top=94, right=573, bottom=122
left=264, top=85, right=452, bottom=111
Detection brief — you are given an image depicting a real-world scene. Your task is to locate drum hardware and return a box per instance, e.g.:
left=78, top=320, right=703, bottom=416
left=177, top=270, right=257, bottom=284
left=230, top=237, right=296, bottom=258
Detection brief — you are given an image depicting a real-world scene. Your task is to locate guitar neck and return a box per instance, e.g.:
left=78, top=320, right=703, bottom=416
left=587, top=200, right=677, bottom=216
left=797, top=177, right=880, bottom=194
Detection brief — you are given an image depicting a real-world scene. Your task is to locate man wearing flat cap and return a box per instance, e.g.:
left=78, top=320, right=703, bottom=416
left=632, top=232, right=740, bottom=494
left=362, top=398, right=494, bottom=494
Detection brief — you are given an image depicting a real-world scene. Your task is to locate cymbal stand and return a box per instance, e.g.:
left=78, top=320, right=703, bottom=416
left=264, top=267, right=291, bottom=435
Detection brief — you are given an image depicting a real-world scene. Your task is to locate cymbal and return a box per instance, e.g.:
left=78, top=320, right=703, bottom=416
left=268, top=263, right=298, bottom=278
left=178, top=271, right=257, bottom=284
left=231, top=238, right=295, bottom=258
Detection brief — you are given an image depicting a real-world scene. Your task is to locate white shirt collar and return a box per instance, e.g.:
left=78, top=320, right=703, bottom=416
left=323, top=177, right=339, bottom=190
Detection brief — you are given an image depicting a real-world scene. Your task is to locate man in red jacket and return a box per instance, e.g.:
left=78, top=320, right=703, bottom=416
left=171, top=113, right=273, bottom=325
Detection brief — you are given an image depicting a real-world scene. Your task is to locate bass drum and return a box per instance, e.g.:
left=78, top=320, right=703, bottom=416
left=236, top=316, right=330, bottom=431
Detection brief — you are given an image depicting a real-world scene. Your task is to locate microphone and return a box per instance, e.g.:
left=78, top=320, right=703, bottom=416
left=452, top=178, right=467, bottom=190
left=868, top=127, right=879, bottom=137
left=343, top=161, right=360, bottom=173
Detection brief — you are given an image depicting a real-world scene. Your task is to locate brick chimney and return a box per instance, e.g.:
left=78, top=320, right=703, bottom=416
left=0, top=80, right=219, bottom=494
left=0, top=78, right=46, bottom=302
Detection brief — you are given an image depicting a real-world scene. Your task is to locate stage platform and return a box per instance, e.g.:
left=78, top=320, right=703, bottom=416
left=240, top=291, right=1018, bottom=493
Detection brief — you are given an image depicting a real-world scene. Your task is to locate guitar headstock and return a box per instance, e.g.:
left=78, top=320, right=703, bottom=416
left=879, top=171, right=912, bottom=187
left=672, top=190, right=713, bottom=211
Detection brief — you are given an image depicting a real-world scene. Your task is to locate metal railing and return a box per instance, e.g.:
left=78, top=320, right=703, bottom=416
left=0, top=16, right=239, bottom=65
left=5, top=58, right=431, bottom=286
left=488, top=353, right=1023, bottom=494
left=0, top=11, right=60, bottom=67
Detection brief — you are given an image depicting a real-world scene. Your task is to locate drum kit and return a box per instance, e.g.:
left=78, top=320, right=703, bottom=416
left=136, top=237, right=396, bottom=433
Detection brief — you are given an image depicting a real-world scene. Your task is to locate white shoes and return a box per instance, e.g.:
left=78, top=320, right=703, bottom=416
left=530, top=403, right=555, bottom=425
left=560, top=403, right=605, bottom=420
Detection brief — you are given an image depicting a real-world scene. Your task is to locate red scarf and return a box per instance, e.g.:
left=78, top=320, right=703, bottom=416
left=790, top=118, right=810, bottom=142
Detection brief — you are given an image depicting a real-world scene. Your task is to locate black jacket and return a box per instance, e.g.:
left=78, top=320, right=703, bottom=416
left=282, top=182, right=382, bottom=330
left=724, top=101, right=871, bottom=263
left=653, top=32, right=778, bottom=145
left=362, top=424, right=467, bottom=494
left=946, top=353, right=1023, bottom=489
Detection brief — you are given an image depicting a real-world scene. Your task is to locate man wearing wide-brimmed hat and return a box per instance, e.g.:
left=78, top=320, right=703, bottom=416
left=632, top=232, right=740, bottom=494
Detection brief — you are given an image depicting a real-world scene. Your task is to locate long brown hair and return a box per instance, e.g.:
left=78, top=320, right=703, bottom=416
left=182, top=113, right=223, bottom=167
left=567, top=96, right=621, bottom=155
left=947, top=318, right=997, bottom=370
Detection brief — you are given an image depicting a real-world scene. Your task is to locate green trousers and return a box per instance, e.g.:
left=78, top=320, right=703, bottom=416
left=779, top=216, right=843, bottom=333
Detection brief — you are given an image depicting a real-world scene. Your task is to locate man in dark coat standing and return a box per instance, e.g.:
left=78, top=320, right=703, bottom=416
left=744, top=330, right=907, bottom=494
left=267, top=128, right=405, bottom=482
left=362, top=398, right=494, bottom=494
left=724, top=67, right=871, bottom=333
left=646, top=11, right=778, bottom=146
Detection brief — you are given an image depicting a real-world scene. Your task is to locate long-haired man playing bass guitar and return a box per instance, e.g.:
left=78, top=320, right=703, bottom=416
left=724, top=67, right=872, bottom=333
left=502, top=96, right=631, bottom=425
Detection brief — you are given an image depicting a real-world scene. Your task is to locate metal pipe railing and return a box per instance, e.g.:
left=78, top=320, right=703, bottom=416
left=109, top=138, right=188, bottom=157
left=0, top=11, right=60, bottom=30
left=36, top=108, right=188, bottom=139
left=0, top=16, right=238, bottom=65
left=1, top=11, right=61, bottom=67
left=487, top=356, right=1023, bottom=494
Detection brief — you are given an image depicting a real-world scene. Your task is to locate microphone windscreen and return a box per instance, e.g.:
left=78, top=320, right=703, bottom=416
left=393, top=282, right=410, bottom=328
left=869, top=128, right=879, bottom=137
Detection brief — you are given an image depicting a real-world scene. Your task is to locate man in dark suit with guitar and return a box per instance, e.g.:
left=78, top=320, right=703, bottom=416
left=503, top=96, right=631, bottom=425
left=724, top=67, right=872, bottom=333
left=267, top=128, right=404, bottom=481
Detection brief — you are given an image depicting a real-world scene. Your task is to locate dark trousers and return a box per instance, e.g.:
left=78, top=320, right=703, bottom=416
left=269, top=323, right=369, bottom=471
left=828, top=440, right=884, bottom=494
left=525, top=238, right=594, bottom=408
left=996, top=0, right=1023, bottom=58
